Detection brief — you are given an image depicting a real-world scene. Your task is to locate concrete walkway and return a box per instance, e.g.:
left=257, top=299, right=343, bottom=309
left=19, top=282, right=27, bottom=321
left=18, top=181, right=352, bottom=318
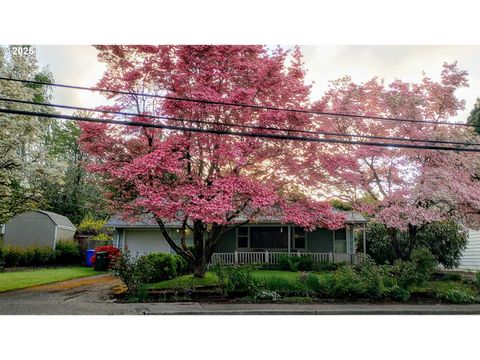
left=1, top=275, right=480, bottom=315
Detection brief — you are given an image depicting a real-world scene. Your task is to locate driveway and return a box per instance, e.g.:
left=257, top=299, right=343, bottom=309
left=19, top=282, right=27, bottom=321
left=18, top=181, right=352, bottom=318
left=1, top=276, right=480, bottom=315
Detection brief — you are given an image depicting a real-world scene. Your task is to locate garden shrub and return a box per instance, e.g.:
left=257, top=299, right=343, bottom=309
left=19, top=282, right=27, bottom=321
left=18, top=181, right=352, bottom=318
left=211, top=264, right=257, bottom=295
left=277, top=255, right=314, bottom=271
left=134, top=253, right=189, bottom=283
left=476, top=272, right=480, bottom=290
left=110, top=251, right=154, bottom=297
left=389, top=260, right=419, bottom=288
left=436, top=289, right=478, bottom=304
left=444, top=273, right=462, bottom=282
left=55, top=240, right=82, bottom=265
left=314, top=261, right=344, bottom=272
left=410, top=247, right=437, bottom=284
left=382, top=285, right=411, bottom=302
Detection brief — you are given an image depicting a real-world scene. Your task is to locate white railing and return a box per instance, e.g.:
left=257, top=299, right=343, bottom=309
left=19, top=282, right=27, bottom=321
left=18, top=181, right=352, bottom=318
left=211, top=251, right=361, bottom=265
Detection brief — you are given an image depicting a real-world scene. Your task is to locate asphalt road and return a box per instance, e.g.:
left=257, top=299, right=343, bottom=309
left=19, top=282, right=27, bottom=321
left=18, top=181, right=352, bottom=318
left=1, top=275, right=480, bottom=315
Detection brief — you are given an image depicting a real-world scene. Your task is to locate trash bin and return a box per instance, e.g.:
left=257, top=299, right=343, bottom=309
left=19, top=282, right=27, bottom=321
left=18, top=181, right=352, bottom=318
left=85, top=249, right=95, bottom=267
left=94, top=251, right=109, bottom=271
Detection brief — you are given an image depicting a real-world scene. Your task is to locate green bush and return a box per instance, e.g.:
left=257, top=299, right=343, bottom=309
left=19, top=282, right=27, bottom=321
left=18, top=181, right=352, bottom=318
left=476, top=272, right=480, bottom=289
left=437, top=289, right=478, bottom=304
left=135, top=253, right=189, bottom=283
left=410, top=247, right=437, bottom=284
left=3, top=246, right=22, bottom=267
left=277, top=255, right=314, bottom=271
left=110, top=251, right=153, bottom=297
left=211, top=264, right=257, bottom=295
left=390, top=260, right=419, bottom=288
left=314, top=261, right=344, bottom=271
left=382, top=285, right=411, bottom=302
left=55, top=240, right=82, bottom=265
left=444, top=273, right=462, bottom=282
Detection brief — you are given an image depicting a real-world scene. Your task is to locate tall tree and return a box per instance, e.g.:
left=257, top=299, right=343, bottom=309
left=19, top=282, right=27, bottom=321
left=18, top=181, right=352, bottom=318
left=0, top=45, right=65, bottom=224
left=79, top=45, right=346, bottom=277
left=42, top=111, right=109, bottom=224
left=467, top=98, right=480, bottom=134
left=311, top=63, right=480, bottom=259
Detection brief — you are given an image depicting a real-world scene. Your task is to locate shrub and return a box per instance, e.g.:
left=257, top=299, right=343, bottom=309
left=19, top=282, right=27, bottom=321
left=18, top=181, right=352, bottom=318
left=0, top=243, right=4, bottom=269
left=277, top=255, right=314, bottom=271
left=278, top=256, right=297, bottom=271
left=410, top=247, right=437, bottom=284
left=211, top=264, right=257, bottom=295
left=437, top=289, right=478, bottom=304
left=444, top=273, right=462, bottom=282
left=55, top=240, right=82, bottom=265
left=314, top=261, right=344, bottom=272
left=3, top=246, right=22, bottom=267
left=32, top=247, right=55, bottom=266
left=110, top=251, right=153, bottom=297
left=382, top=285, right=411, bottom=302
left=297, top=257, right=314, bottom=271
left=135, top=253, right=189, bottom=283
left=476, top=272, right=480, bottom=289
left=390, top=260, right=419, bottom=288
left=76, top=213, right=108, bottom=234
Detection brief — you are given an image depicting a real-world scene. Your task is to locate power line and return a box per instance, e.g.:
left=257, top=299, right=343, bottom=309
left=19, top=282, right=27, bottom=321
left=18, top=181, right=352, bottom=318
left=1, top=96, right=479, bottom=147
left=1, top=107, right=480, bottom=153
left=0, top=76, right=475, bottom=129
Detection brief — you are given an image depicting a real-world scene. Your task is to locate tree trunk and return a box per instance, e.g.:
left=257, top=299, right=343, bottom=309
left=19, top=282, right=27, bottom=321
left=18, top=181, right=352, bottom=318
left=192, top=220, right=206, bottom=278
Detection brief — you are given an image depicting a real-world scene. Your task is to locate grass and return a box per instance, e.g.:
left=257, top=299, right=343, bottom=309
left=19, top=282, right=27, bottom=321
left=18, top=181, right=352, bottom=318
left=148, top=270, right=328, bottom=290
left=411, top=280, right=477, bottom=297
left=0, top=266, right=103, bottom=292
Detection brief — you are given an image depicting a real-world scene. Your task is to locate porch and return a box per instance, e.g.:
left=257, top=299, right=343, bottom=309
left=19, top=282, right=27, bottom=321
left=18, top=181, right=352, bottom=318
left=211, top=251, right=363, bottom=265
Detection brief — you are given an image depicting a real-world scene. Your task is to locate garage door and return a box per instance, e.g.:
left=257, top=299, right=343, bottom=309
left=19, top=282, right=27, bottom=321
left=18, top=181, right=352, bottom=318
left=124, top=229, right=170, bottom=256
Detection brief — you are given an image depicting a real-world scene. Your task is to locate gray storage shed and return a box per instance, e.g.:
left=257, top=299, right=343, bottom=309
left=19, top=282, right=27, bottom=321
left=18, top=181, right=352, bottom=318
left=3, top=210, right=76, bottom=249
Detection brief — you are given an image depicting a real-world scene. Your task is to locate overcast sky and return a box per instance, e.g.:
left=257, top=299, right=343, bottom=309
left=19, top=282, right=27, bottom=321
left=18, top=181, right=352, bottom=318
left=35, top=45, right=480, bottom=121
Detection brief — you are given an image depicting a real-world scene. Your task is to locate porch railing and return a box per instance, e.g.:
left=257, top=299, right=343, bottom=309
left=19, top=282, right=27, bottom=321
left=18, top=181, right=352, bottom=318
left=211, top=251, right=363, bottom=265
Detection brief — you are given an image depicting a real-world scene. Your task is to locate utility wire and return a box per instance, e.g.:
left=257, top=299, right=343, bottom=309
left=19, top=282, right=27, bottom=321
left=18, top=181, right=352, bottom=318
left=1, top=97, right=479, bottom=147
left=0, top=76, right=475, bottom=129
left=1, top=107, right=480, bottom=153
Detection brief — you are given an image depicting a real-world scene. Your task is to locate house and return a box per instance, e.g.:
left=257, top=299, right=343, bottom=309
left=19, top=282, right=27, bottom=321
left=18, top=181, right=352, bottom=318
left=3, top=210, right=76, bottom=249
left=457, top=230, right=480, bottom=271
left=105, top=211, right=367, bottom=264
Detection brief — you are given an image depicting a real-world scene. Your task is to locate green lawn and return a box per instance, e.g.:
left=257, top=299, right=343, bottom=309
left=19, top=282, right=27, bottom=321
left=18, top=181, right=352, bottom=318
left=411, top=280, right=478, bottom=297
left=0, top=267, right=103, bottom=292
left=148, top=270, right=328, bottom=290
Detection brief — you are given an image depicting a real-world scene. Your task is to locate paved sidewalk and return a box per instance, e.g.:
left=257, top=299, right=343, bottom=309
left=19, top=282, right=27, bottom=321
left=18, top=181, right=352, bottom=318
left=141, top=302, right=480, bottom=315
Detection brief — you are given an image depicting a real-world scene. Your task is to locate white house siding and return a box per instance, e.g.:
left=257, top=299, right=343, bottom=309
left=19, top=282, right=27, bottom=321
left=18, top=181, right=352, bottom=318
left=124, top=229, right=170, bottom=256
left=458, top=230, right=480, bottom=271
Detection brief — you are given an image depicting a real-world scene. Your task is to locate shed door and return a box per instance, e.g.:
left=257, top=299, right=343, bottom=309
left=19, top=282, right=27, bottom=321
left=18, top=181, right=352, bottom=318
left=124, top=229, right=170, bottom=257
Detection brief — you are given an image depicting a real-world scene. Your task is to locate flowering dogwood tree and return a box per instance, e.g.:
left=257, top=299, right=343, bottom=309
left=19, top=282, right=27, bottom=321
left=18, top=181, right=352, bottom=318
left=310, top=63, right=480, bottom=258
left=79, top=46, right=346, bottom=277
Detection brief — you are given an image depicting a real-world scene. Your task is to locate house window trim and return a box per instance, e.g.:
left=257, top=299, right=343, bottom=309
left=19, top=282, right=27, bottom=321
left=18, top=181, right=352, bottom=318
left=236, top=226, right=250, bottom=249
left=292, top=226, right=307, bottom=250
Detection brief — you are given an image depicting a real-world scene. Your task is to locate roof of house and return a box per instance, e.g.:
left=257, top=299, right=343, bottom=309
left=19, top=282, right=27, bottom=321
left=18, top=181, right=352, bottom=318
left=105, top=210, right=367, bottom=229
left=35, top=210, right=76, bottom=230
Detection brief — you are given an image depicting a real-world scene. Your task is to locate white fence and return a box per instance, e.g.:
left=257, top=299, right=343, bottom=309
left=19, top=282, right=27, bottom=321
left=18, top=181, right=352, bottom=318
left=211, top=251, right=362, bottom=265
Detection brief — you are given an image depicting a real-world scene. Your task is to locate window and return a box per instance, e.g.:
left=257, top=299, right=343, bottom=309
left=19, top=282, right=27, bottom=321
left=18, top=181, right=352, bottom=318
left=249, top=226, right=288, bottom=249
left=293, top=227, right=306, bottom=249
left=334, top=228, right=347, bottom=253
left=237, top=226, right=249, bottom=248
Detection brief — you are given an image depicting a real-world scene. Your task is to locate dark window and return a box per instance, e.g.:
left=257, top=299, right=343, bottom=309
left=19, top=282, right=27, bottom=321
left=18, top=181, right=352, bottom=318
left=334, top=228, right=347, bottom=253
left=237, top=226, right=249, bottom=248
left=250, top=227, right=288, bottom=249
left=293, top=227, right=306, bottom=249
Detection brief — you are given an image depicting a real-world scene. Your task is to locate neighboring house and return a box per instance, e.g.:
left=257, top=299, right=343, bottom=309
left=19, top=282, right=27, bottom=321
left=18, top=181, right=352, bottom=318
left=457, top=230, right=480, bottom=271
left=3, top=210, right=76, bottom=249
left=105, top=211, right=367, bottom=263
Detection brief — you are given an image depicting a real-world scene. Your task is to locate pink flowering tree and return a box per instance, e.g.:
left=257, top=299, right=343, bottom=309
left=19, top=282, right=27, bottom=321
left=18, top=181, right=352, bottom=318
left=310, top=63, right=480, bottom=258
left=79, top=46, right=345, bottom=277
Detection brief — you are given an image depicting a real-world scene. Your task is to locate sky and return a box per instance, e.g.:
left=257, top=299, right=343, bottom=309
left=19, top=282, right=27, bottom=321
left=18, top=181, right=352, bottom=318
left=35, top=45, right=480, bottom=121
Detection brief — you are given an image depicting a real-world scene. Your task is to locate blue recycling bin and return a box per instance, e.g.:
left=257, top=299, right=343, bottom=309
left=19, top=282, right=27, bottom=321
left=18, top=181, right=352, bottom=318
left=85, top=249, right=95, bottom=267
